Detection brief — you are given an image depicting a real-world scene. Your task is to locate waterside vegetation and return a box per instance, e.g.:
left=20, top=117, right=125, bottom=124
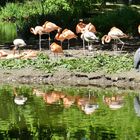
left=0, top=53, right=133, bottom=74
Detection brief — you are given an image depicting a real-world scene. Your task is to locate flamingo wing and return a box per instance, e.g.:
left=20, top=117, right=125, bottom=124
left=83, top=31, right=98, bottom=41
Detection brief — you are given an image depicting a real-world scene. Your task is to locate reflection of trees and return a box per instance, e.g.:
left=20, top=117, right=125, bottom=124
left=0, top=85, right=139, bottom=139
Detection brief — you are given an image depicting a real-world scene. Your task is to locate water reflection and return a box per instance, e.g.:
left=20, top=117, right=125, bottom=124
left=0, top=85, right=139, bottom=139
left=103, top=94, right=124, bottom=110
left=13, top=87, right=27, bottom=105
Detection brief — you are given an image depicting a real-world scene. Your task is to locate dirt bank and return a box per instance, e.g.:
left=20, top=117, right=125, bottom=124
left=0, top=66, right=140, bottom=90
left=0, top=49, right=139, bottom=89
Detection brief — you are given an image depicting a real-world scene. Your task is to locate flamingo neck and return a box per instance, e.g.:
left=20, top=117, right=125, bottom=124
left=30, top=28, right=37, bottom=35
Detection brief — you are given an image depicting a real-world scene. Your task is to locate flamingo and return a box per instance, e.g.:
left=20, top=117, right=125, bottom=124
left=76, top=19, right=87, bottom=34
left=13, top=39, right=26, bottom=55
left=21, top=50, right=38, bottom=59
left=76, top=20, right=96, bottom=34
left=50, top=42, right=64, bottom=57
left=0, top=50, right=8, bottom=58
left=81, top=29, right=98, bottom=54
left=55, top=28, right=77, bottom=50
left=42, top=21, right=61, bottom=47
left=101, top=27, right=128, bottom=52
left=138, top=25, right=140, bottom=34
left=55, top=28, right=65, bottom=47
left=76, top=20, right=97, bottom=53
left=30, top=26, right=48, bottom=51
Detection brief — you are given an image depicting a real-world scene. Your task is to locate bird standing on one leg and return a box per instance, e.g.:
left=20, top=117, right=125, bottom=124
left=55, top=28, right=65, bottom=47
left=55, top=28, right=77, bottom=50
left=62, top=29, right=77, bottom=50
left=13, top=39, right=26, bottom=55
left=30, top=26, right=47, bottom=51
left=42, top=21, right=60, bottom=47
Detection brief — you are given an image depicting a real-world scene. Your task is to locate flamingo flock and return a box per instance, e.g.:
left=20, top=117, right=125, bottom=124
left=0, top=19, right=139, bottom=59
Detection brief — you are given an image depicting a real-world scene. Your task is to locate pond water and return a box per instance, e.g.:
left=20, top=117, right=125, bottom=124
left=0, top=84, right=139, bottom=140
left=0, top=22, right=17, bottom=44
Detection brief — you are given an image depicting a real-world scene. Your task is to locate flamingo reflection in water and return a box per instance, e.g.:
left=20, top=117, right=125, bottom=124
left=43, top=91, right=65, bottom=104
left=103, top=95, right=124, bottom=110
left=62, top=96, right=75, bottom=108
left=76, top=92, right=99, bottom=115
left=13, top=87, right=27, bottom=105
left=33, top=88, right=65, bottom=104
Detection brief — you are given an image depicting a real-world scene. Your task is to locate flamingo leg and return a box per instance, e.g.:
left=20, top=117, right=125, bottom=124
left=113, top=39, right=118, bottom=52
left=48, top=33, right=51, bottom=50
left=39, top=34, right=42, bottom=51
left=83, top=39, right=86, bottom=55
left=68, top=40, right=70, bottom=50
left=61, top=41, right=63, bottom=48
left=118, top=38, right=125, bottom=52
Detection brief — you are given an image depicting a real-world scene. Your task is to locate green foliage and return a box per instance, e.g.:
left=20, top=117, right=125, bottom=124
left=0, top=53, right=133, bottom=74
left=92, top=6, right=140, bottom=36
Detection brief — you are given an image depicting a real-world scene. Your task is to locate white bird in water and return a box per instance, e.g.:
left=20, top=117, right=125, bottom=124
left=13, top=39, right=26, bottom=55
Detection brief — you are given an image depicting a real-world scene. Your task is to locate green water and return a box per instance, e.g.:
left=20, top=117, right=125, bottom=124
left=0, top=22, right=17, bottom=44
left=0, top=85, right=139, bottom=140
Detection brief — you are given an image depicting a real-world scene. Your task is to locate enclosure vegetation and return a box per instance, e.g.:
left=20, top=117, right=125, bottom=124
left=0, top=0, right=138, bottom=74
left=0, top=0, right=140, bottom=38
left=0, top=53, right=133, bottom=74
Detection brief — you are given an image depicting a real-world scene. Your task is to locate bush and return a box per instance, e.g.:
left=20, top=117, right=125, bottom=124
left=92, top=6, right=140, bottom=36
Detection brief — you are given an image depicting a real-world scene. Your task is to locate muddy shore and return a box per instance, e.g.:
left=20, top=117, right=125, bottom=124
left=0, top=49, right=139, bottom=90
left=0, top=66, right=140, bottom=90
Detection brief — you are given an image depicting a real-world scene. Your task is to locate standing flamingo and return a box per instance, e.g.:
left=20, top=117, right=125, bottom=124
left=30, top=26, right=48, bottom=51
left=81, top=29, right=98, bottom=54
left=13, top=39, right=26, bottom=55
left=138, top=25, right=140, bottom=34
left=42, top=21, right=61, bottom=47
left=76, top=20, right=96, bottom=34
left=76, top=20, right=97, bottom=53
left=101, top=27, right=128, bottom=52
left=55, top=28, right=77, bottom=50
left=55, top=28, right=65, bottom=47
